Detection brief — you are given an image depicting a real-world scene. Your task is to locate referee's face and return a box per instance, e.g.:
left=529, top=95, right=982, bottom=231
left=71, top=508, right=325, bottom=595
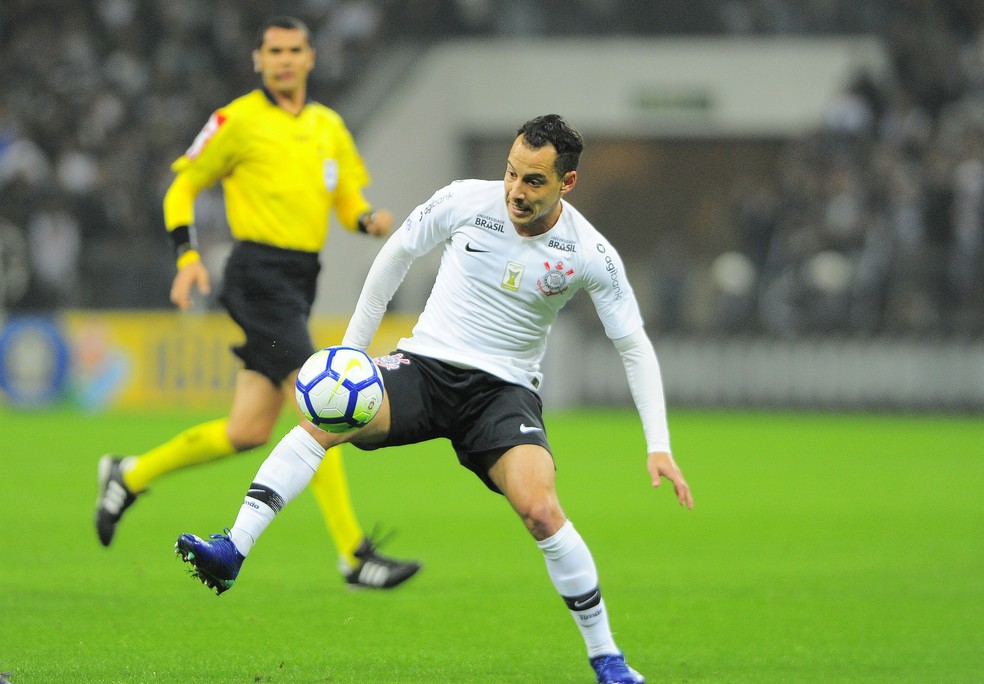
left=254, top=27, right=315, bottom=97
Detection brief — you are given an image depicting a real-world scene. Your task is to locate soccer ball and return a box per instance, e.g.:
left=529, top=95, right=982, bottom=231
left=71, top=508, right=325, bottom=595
left=295, top=346, right=384, bottom=433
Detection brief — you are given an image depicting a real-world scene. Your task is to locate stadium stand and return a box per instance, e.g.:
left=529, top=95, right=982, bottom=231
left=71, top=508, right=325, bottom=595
left=1, top=0, right=981, bottom=336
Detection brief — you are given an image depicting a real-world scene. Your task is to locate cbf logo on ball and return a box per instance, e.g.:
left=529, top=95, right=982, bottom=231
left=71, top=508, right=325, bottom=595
left=295, top=346, right=384, bottom=433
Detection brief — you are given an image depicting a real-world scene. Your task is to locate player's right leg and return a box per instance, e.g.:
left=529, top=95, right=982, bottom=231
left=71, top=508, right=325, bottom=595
left=176, top=423, right=334, bottom=592
left=175, top=530, right=245, bottom=595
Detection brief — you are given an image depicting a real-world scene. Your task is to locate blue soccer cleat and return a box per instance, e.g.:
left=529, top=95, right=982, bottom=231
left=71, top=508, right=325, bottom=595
left=175, top=531, right=245, bottom=596
left=590, top=653, right=645, bottom=684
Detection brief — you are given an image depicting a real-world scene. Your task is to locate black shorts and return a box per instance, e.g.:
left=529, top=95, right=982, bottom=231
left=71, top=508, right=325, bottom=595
left=219, top=241, right=320, bottom=385
left=354, top=351, right=552, bottom=493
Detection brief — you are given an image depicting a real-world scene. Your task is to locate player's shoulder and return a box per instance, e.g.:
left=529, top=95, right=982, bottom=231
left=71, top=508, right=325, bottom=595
left=557, top=201, right=621, bottom=268
left=560, top=200, right=607, bottom=243
left=447, top=178, right=499, bottom=199
left=436, top=179, right=500, bottom=214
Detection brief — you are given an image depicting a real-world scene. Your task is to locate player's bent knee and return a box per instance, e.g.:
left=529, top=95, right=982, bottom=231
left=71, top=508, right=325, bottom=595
left=517, top=502, right=567, bottom=541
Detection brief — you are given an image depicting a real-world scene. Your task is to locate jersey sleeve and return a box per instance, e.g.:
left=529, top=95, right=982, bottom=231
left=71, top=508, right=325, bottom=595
left=398, top=181, right=469, bottom=256
left=170, top=109, right=241, bottom=191
left=613, top=328, right=671, bottom=454
left=162, top=173, right=199, bottom=231
left=330, top=122, right=372, bottom=231
left=583, top=237, right=645, bottom=339
left=343, top=182, right=469, bottom=348
left=342, top=232, right=416, bottom=349
left=162, top=108, right=241, bottom=231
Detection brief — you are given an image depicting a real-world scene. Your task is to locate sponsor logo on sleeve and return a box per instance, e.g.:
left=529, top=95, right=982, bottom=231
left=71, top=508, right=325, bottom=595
left=596, top=243, right=623, bottom=300
left=417, top=190, right=454, bottom=221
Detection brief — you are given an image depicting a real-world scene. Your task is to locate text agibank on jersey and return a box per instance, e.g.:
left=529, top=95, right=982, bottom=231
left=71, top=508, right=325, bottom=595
left=393, top=179, right=644, bottom=391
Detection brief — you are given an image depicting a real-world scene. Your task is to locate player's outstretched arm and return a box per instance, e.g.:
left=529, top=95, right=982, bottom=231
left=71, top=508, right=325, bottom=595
left=170, top=258, right=211, bottom=311
left=647, top=451, right=693, bottom=509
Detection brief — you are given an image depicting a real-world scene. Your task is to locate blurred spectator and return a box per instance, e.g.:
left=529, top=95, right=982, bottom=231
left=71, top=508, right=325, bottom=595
left=25, top=194, right=82, bottom=309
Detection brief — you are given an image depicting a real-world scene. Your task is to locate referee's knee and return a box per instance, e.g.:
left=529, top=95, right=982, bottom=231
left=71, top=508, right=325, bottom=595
left=228, top=425, right=273, bottom=452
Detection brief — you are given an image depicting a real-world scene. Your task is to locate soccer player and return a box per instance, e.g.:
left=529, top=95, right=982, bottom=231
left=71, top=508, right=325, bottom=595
left=94, top=16, right=420, bottom=590
left=176, top=114, right=693, bottom=684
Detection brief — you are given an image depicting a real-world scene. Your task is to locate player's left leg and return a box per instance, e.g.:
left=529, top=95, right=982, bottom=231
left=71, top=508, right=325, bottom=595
left=489, top=445, right=644, bottom=684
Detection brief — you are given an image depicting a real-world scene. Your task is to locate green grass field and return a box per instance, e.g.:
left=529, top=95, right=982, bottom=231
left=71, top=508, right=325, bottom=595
left=1, top=408, right=981, bottom=683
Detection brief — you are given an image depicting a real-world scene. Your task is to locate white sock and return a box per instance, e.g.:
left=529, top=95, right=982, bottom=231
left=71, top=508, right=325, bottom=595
left=229, top=426, right=324, bottom=555
left=537, top=520, right=619, bottom=658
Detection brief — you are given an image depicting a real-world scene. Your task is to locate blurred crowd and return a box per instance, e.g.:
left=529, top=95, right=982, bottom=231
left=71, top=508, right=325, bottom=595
left=0, top=0, right=387, bottom=310
left=712, top=0, right=984, bottom=337
left=1, top=0, right=982, bottom=337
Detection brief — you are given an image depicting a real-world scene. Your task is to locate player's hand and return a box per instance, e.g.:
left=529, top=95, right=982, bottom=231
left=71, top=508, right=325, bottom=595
left=363, top=209, right=394, bottom=237
left=170, top=259, right=211, bottom=311
left=647, top=451, right=693, bottom=509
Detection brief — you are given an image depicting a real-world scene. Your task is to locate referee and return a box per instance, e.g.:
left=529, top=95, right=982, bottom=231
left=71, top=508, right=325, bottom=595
left=94, top=16, right=420, bottom=589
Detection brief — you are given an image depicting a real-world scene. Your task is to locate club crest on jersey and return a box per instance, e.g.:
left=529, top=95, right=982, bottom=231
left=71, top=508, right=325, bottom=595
left=185, top=112, right=227, bottom=159
left=537, top=261, right=574, bottom=296
left=374, top=352, right=410, bottom=370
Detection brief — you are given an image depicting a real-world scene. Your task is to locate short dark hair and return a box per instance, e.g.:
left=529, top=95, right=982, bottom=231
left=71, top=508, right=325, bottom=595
left=516, top=114, right=584, bottom=176
left=255, top=16, right=311, bottom=49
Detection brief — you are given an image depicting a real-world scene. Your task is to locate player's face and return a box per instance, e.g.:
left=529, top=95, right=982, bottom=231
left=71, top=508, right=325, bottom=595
left=254, top=27, right=315, bottom=96
left=504, top=135, right=576, bottom=236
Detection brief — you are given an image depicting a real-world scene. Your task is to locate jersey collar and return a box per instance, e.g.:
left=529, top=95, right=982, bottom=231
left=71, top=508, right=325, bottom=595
left=259, top=85, right=313, bottom=109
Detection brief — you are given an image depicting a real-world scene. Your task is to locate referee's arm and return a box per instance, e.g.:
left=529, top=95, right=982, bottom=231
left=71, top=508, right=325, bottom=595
left=163, top=173, right=211, bottom=309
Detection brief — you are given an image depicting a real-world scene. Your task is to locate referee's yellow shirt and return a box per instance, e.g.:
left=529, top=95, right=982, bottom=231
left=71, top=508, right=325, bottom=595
left=164, top=88, right=372, bottom=253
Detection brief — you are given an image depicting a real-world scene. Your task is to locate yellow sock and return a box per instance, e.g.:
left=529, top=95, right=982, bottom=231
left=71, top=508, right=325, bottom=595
left=309, top=445, right=364, bottom=567
left=123, top=418, right=235, bottom=492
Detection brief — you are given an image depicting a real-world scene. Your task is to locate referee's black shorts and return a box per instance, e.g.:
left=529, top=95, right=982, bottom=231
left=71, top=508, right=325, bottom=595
left=219, top=241, right=320, bottom=385
left=354, top=350, right=553, bottom=493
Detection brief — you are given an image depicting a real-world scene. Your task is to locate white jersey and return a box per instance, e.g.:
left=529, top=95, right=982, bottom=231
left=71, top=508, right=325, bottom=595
left=398, top=179, right=642, bottom=388
left=344, top=179, right=671, bottom=453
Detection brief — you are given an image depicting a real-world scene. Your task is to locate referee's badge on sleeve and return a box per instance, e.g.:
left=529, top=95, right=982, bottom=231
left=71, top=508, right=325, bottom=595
left=323, top=159, right=338, bottom=190
left=185, top=112, right=226, bottom=160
